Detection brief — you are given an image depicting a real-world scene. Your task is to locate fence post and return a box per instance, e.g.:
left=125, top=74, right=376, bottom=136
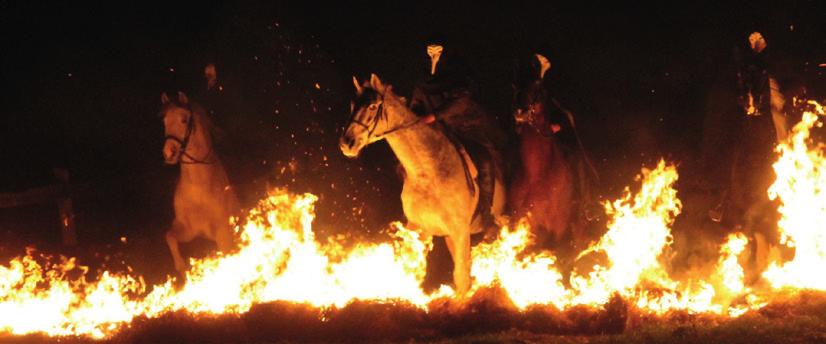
left=53, top=168, right=77, bottom=246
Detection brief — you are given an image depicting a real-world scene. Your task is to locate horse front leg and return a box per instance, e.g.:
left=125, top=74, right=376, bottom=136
left=166, top=221, right=186, bottom=272
left=213, top=221, right=234, bottom=254
left=166, top=220, right=189, bottom=272
left=446, top=232, right=471, bottom=296
left=508, top=177, right=529, bottom=219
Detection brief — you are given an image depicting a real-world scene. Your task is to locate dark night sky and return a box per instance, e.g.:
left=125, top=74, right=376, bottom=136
left=0, top=1, right=824, bottom=246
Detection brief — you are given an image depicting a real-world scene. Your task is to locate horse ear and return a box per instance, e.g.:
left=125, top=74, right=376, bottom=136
left=370, top=73, right=386, bottom=93
left=161, top=92, right=170, bottom=104
left=352, top=75, right=363, bottom=95
left=177, top=91, right=189, bottom=105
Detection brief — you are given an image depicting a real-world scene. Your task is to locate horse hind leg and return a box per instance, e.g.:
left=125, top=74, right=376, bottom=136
left=214, top=190, right=241, bottom=253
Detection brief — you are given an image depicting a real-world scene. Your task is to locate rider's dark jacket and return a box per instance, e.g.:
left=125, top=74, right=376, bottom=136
left=514, top=53, right=577, bottom=154
left=409, top=51, right=506, bottom=152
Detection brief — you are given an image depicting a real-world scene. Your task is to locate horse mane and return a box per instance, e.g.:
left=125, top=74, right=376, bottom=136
left=189, top=102, right=217, bottom=140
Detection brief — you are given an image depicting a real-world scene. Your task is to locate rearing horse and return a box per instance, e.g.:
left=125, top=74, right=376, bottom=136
left=160, top=91, right=239, bottom=272
left=340, top=74, right=505, bottom=295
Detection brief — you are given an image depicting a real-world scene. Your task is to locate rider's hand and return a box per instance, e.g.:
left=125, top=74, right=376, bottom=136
left=423, top=114, right=436, bottom=124
left=745, top=93, right=757, bottom=115
left=550, top=124, right=561, bottom=133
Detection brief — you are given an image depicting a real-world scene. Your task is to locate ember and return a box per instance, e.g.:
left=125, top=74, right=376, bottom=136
left=1, top=101, right=825, bottom=340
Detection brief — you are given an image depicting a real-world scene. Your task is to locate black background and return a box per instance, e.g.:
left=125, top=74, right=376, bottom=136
left=0, top=1, right=824, bottom=275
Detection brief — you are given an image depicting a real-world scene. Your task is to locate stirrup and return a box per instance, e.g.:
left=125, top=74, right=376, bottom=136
left=708, top=202, right=724, bottom=223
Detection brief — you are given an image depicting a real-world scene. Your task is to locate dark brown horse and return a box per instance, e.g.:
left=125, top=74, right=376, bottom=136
left=509, top=78, right=575, bottom=246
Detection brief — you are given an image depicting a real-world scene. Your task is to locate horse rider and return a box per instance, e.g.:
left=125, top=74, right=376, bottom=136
left=197, top=63, right=229, bottom=144
left=513, top=49, right=579, bottom=155
left=725, top=31, right=791, bottom=230
left=409, top=34, right=507, bottom=228
left=514, top=47, right=599, bottom=217
left=736, top=31, right=789, bottom=143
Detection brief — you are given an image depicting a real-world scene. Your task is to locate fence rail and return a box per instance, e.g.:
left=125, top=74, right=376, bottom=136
left=0, top=168, right=86, bottom=245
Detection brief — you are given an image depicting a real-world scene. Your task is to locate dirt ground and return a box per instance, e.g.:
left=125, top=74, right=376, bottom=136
left=2, top=289, right=824, bottom=343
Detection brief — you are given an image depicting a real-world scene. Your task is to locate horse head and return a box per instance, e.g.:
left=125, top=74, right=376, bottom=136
left=512, top=54, right=552, bottom=129
left=513, top=80, right=547, bottom=131
left=340, top=73, right=405, bottom=158
left=160, top=91, right=197, bottom=165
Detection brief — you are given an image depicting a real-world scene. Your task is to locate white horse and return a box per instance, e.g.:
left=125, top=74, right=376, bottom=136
left=340, top=74, right=505, bottom=295
left=160, top=92, right=239, bottom=272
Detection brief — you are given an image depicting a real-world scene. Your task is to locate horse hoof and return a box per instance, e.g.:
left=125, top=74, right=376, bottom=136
left=172, top=273, right=188, bottom=289
left=482, top=232, right=498, bottom=244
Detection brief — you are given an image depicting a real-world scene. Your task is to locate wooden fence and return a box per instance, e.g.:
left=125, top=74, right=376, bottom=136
left=0, top=168, right=86, bottom=246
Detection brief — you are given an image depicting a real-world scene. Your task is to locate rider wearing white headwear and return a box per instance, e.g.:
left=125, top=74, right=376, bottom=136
left=736, top=31, right=789, bottom=141
left=726, top=31, right=790, bottom=229
left=409, top=33, right=506, bottom=228
left=514, top=46, right=599, bottom=218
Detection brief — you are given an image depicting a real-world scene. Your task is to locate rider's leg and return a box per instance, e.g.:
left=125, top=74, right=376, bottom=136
left=769, top=78, right=789, bottom=142
left=465, top=141, right=495, bottom=228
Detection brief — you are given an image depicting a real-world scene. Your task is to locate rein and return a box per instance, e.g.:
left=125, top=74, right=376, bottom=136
left=164, top=104, right=214, bottom=165
left=349, top=89, right=478, bottom=205
left=348, top=92, right=422, bottom=140
left=516, top=105, right=557, bottom=138
left=516, top=94, right=601, bottom=182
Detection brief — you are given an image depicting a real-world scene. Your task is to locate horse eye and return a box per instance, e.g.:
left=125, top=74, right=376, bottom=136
left=181, top=118, right=187, bottom=124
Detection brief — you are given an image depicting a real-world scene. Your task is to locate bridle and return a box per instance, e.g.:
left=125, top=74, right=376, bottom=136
left=514, top=83, right=554, bottom=137
left=163, top=104, right=214, bottom=165
left=347, top=90, right=422, bottom=140
left=347, top=87, right=477, bottom=199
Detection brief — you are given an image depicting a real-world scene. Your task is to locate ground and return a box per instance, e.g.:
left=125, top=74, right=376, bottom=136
left=2, top=289, right=824, bottom=343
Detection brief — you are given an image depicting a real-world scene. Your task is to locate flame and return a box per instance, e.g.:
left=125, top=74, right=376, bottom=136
left=570, top=160, right=681, bottom=307
left=0, top=253, right=144, bottom=338
left=0, top=191, right=435, bottom=338
left=764, top=101, right=826, bottom=290
left=142, top=191, right=434, bottom=316
left=470, top=221, right=569, bottom=310
left=0, top=161, right=765, bottom=338
left=2, top=102, right=826, bottom=339
left=718, top=233, right=748, bottom=294
left=471, top=160, right=757, bottom=316
left=714, top=232, right=766, bottom=317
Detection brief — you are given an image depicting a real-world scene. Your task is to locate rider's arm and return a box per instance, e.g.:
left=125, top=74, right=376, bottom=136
left=409, top=86, right=428, bottom=116
left=545, top=98, right=572, bottom=134
left=429, top=95, right=468, bottom=125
